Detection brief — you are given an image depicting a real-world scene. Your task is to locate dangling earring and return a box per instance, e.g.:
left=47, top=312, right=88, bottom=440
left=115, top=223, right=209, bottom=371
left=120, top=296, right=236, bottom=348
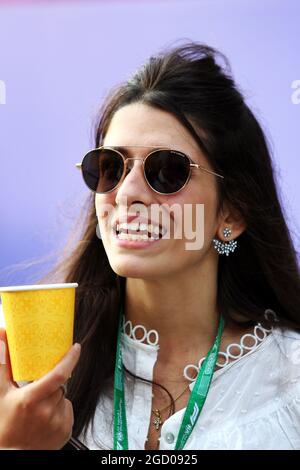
left=212, top=227, right=237, bottom=256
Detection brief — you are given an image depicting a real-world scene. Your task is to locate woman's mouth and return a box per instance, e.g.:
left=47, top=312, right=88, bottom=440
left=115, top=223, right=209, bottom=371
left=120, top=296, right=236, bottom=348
left=112, top=221, right=167, bottom=248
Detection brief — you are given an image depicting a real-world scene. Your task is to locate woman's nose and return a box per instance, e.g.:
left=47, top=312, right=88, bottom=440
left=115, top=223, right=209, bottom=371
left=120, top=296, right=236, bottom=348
left=124, top=157, right=141, bottom=173
left=114, top=158, right=152, bottom=204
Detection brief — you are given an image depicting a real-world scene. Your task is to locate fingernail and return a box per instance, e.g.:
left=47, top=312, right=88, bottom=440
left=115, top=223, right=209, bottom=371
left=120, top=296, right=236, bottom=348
left=0, top=339, right=6, bottom=365
left=73, top=343, right=81, bottom=353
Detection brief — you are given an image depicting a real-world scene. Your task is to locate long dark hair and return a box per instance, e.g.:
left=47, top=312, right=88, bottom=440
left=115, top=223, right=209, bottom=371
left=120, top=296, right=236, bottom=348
left=47, top=41, right=300, bottom=441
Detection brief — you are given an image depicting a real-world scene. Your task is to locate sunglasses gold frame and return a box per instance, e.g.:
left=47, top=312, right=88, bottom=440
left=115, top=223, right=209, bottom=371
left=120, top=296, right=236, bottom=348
left=75, top=145, right=224, bottom=195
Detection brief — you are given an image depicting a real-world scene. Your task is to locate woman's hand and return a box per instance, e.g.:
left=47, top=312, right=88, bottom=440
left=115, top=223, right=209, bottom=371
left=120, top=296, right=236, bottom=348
left=0, top=328, right=81, bottom=449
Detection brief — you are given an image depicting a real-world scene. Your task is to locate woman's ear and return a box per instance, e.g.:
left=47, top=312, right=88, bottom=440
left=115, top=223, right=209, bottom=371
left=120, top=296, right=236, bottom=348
left=216, top=203, right=246, bottom=240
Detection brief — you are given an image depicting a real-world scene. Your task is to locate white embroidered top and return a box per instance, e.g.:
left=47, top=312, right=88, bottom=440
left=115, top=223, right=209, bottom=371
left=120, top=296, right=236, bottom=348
left=1, top=306, right=300, bottom=449
left=80, top=311, right=300, bottom=450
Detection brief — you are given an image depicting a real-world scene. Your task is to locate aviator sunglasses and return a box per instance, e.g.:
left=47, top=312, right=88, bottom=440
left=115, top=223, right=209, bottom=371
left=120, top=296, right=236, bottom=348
left=76, top=146, right=224, bottom=195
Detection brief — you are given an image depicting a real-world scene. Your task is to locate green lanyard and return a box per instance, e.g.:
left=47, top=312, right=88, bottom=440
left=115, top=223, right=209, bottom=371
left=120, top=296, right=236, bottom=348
left=113, top=303, right=225, bottom=450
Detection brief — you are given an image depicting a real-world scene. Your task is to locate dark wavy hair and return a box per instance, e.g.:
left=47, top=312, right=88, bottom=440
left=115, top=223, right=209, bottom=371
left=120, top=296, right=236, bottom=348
left=46, top=41, right=300, bottom=443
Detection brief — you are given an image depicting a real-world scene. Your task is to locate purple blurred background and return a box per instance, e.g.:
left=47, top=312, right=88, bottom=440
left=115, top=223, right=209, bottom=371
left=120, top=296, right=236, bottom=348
left=0, top=0, right=299, bottom=285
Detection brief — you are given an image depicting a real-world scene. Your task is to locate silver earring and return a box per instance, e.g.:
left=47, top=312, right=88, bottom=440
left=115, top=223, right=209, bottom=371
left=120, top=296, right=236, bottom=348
left=212, top=227, right=237, bottom=256
left=223, top=227, right=232, bottom=238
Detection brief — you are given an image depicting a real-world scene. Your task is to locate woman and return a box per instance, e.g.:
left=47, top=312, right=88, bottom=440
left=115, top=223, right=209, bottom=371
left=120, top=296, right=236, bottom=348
left=0, top=42, right=300, bottom=450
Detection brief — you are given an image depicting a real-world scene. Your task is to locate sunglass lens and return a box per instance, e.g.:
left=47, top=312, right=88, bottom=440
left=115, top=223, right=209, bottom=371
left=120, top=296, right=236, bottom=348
left=82, top=148, right=124, bottom=192
left=144, top=150, right=190, bottom=194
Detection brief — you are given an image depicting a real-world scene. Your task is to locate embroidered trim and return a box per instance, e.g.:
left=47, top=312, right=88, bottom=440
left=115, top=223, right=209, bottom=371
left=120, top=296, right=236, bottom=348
left=122, top=317, right=159, bottom=346
left=183, top=309, right=278, bottom=381
left=121, top=309, right=279, bottom=381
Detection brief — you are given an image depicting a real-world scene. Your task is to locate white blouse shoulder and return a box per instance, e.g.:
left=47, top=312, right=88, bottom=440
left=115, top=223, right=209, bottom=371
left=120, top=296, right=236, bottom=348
left=81, top=315, right=300, bottom=450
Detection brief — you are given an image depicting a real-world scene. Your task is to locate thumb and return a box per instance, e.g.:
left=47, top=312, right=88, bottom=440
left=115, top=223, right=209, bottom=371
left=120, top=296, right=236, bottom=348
left=0, top=327, right=8, bottom=366
left=0, top=328, right=17, bottom=390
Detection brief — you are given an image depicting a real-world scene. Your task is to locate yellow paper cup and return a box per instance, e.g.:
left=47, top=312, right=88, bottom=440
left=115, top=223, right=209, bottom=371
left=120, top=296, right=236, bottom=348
left=0, top=283, right=78, bottom=381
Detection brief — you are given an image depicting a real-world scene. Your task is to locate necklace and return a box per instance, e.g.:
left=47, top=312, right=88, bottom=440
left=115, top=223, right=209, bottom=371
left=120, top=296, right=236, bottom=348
left=119, top=309, right=276, bottom=449
left=114, top=303, right=225, bottom=450
left=151, top=382, right=191, bottom=430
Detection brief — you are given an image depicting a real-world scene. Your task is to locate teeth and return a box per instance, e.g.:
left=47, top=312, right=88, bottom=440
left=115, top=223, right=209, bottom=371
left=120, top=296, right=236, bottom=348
left=130, top=222, right=139, bottom=231
left=116, top=221, right=163, bottom=236
left=117, top=232, right=158, bottom=242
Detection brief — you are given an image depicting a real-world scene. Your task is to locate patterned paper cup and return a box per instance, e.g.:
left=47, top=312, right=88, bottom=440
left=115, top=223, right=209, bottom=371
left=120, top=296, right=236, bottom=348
left=0, top=283, right=78, bottom=381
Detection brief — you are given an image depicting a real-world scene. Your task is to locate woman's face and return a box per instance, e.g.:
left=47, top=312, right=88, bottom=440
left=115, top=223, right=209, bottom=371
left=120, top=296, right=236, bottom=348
left=95, top=102, right=222, bottom=279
